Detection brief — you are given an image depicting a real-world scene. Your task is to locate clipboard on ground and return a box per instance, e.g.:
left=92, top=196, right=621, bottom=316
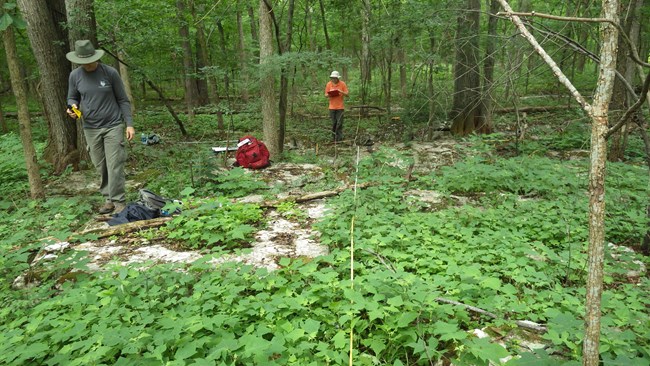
left=212, top=146, right=239, bottom=153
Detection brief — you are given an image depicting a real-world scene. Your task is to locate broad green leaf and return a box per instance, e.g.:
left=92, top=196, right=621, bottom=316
left=332, top=330, right=347, bottom=349
left=0, top=13, right=12, bottom=31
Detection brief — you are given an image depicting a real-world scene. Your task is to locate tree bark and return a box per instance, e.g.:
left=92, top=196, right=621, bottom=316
left=190, top=1, right=210, bottom=106
left=18, top=0, right=78, bottom=174
left=0, top=94, right=7, bottom=133
left=398, top=41, right=407, bottom=100
left=583, top=1, right=619, bottom=364
left=236, top=0, right=250, bottom=102
left=278, top=0, right=295, bottom=155
left=176, top=0, right=199, bottom=120
left=216, top=19, right=231, bottom=100
left=450, top=0, right=484, bottom=135
left=317, top=0, right=331, bottom=50
left=65, top=0, right=97, bottom=166
left=248, top=5, right=259, bottom=45
left=608, top=0, right=633, bottom=161
left=427, top=31, right=436, bottom=133
left=259, top=0, right=280, bottom=158
left=360, top=0, right=371, bottom=112
left=496, top=2, right=619, bottom=361
left=2, top=3, right=46, bottom=199
left=116, top=47, right=135, bottom=116
left=479, top=0, right=499, bottom=134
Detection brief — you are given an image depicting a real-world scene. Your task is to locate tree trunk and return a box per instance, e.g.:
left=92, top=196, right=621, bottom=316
left=306, top=0, right=315, bottom=52
left=259, top=0, right=280, bottom=158
left=427, top=32, right=436, bottom=133
left=576, top=0, right=590, bottom=72
left=117, top=48, right=135, bottom=116
left=2, top=7, right=46, bottom=199
left=608, top=0, right=632, bottom=162
left=360, top=0, right=371, bottom=112
left=278, top=0, right=295, bottom=154
left=216, top=20, right=231, bottom=100
left=584, top=1, right=619, bottom=364
left=176, top=0, right=198, bottom=120
left=450, top=0, right=483, bottom=135
left=18, top=0, right=78, bottom=174
left=64, top=0, right=97, bottom=45
left=248, top=5, right=258, bottom=45
left=236, top=1, right=250, bottom=102
left=191, top=1, right=210, bottom=106
left=65, top=0, right=97, bottom=167
left=398, top=41, right=407, bottom=99
left=0, top=95, right=7, bottom=133
left=318, top=0, right=331, bottom=50
left=479, top=0, right=499, bottom=133
left=496, top=1, right=619, bottom=362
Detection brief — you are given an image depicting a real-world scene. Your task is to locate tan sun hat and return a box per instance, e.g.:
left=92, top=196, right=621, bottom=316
left=329, top=70, right=340, bottom=79
left=66, top=40, right=105, bottom=64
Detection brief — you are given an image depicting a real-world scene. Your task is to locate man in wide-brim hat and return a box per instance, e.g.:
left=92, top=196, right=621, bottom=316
left=66, top=40, right=135, bottom=215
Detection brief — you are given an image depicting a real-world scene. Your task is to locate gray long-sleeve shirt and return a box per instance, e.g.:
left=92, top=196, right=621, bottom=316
left=67, top=63, right=133, bottom=129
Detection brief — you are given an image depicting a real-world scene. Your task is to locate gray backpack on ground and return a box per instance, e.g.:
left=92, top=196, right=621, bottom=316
left=138, top=189, right=169, bottom=211
left=138, top=189, right=182, bottom=216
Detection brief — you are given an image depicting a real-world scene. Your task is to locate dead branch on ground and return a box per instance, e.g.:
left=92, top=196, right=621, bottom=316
left=80, top=217, right=173, bottom=239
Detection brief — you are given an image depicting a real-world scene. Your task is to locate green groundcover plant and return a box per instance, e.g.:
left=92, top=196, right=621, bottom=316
left=0, top=133, right=648, bottom=365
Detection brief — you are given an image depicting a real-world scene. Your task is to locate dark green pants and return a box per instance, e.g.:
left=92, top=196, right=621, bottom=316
left=84, top=124, right=127, bottom=203
left=329, top=109, right=344, bottom=142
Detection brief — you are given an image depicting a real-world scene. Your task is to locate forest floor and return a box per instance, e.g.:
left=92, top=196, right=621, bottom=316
left=32, top=138, right=463, bottom=275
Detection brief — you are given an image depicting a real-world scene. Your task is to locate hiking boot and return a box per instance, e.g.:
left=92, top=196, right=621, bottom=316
left=98, top=201, right=115, bottom=214
left=113, top=202, right=126, bottom=213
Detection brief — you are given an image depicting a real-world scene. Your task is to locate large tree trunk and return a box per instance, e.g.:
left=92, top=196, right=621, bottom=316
left=18, top=0, right=78, bottom=174
left=478, top=0, right=499, bottom=133
left=450, top=0, right=484, bottom=135
left=176, top=0, right=199, bottom=120
left=259, top=0, right=280, bottom=158
left=191, top=1, right=210, bottom=106
left=278, top=0, right=295, bottom=154
left=3, top=1, right=46, bottom=199
left=65, top=0, right=97, bottom=167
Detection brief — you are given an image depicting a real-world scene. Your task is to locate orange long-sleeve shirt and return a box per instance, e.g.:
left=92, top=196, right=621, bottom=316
left=325, top=80, right=348, bottom=110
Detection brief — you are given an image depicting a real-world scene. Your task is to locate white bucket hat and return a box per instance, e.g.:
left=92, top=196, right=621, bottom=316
left=329, top=70, right=340, bottom=79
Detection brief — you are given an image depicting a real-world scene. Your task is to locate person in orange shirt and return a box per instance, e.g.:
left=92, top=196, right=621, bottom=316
left=324, top=71, right=349, bottom=142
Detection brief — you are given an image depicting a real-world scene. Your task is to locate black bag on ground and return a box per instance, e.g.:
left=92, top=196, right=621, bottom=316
left=107, top=203, right=159, bottom=226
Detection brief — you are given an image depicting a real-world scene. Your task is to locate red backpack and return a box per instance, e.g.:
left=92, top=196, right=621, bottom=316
left=235, top=135, right=270, bottom=169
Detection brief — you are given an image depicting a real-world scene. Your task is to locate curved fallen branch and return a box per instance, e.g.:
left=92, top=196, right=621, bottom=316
left=79, top=217, right=173, bottom=238
left=435, top=298, right=548, bottom=333
left=257, top=182, right=374, bottom=208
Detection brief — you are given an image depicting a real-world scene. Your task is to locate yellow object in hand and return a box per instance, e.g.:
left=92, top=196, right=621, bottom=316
left=68, top=105, right=81, bottom=119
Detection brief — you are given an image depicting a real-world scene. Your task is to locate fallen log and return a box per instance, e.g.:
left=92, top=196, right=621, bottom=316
left=79, top=217, right=173, bottom=238
left=494, top=105, right=574, bottom=114
left=257, top=182, right=374, bottom=208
